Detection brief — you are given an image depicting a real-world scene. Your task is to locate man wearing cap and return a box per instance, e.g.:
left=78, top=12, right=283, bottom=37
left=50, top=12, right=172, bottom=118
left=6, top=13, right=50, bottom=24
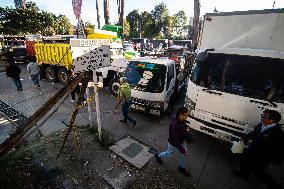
left=115, top=77, right=138, bottom=128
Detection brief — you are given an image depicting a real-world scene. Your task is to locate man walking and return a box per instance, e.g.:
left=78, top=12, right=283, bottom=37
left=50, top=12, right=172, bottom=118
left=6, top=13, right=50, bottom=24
left=154, top=107, right=191, bottom=177
left=234, top=110, right=284, bottom=189
left=6, top=60, right=22, bottom=91
left=27, top=57, right=40, bottom=88
left=115, top=77, right=137, bottom=128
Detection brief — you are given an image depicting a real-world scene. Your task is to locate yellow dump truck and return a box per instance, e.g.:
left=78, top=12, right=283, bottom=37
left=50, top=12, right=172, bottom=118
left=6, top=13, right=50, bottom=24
left=31, top=29, right=118, bottom=84
left=35, top=42, right=73, bottom=84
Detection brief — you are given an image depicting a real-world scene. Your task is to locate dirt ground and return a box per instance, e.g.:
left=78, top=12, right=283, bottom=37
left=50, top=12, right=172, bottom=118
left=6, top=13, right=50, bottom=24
left=0, top=127, right=195, bottom=189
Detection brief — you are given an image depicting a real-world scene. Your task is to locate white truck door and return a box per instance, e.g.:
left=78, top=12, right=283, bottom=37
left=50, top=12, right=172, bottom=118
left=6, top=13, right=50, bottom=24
left=165, top=64, right=176, bottom=106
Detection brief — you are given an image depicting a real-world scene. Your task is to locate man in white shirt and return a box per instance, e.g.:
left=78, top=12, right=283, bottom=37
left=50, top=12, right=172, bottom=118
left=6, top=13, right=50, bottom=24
left=27, top=57, right=40, bottom=88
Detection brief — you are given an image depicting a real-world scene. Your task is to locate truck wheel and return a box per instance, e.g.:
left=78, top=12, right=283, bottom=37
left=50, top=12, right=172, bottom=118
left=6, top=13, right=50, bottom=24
left=58, top=68, right=69, bottom=85
left=109, top=78, right=120, bottom=97
left=46, top=67, right=56, bottom=83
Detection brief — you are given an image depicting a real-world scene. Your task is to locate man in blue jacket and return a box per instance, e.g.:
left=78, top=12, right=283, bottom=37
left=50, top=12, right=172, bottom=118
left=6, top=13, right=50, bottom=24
left=154, top=107, right=191, bottom=177
left=234, top=109, right=284, bottom=189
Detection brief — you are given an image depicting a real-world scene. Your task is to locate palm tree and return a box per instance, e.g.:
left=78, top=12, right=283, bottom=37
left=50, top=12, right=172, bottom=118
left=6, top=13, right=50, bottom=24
left=119, top=0, right=124, bottom=27
left=192, top=0, right=200, bottom=50
left=104, top=0, right=110, bottom=25
left=96, top=0, right=101, bottom=28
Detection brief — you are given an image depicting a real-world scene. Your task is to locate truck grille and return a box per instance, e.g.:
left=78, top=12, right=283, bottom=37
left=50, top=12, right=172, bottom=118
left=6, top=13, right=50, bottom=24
left=130, top=97, right=150, bottom=106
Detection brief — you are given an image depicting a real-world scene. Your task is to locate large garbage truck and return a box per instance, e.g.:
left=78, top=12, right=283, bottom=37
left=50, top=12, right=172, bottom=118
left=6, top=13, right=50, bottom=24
left=25, top=28, right=124, bottom=85
left=185, top=9, right=284, bottom=142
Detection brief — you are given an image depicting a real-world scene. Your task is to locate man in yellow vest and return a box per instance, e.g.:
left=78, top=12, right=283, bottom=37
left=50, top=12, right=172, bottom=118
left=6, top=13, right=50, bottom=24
left=115, top=77, right=138, bottom=128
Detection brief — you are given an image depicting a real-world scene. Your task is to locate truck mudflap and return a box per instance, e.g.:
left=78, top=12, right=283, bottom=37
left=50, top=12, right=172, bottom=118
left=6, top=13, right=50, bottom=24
left=187, top=117, right=241, bottom=142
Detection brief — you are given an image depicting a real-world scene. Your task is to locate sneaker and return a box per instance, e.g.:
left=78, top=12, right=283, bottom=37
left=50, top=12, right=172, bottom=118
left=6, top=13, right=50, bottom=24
left=71, top=100, right=75, bottom=103
left=119, top=120, right=128, bottom=124
left=133, top=121, right=138, bottom=129
left=36, top=85, right=40, bottom=88
left=154, top=153, right=163, bottom=164
left=178, top=167, right=191, bottom=177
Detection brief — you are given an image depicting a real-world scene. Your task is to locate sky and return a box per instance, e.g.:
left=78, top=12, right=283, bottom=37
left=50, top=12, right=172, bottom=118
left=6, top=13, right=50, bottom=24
left=1, top=0, right=284, bottom=26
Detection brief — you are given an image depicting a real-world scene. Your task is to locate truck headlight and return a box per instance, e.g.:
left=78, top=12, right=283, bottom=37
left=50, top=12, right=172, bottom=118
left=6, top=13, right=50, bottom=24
left=150, top=101, right=164, bottom=109
left=185, top=97, right=196, bottom=116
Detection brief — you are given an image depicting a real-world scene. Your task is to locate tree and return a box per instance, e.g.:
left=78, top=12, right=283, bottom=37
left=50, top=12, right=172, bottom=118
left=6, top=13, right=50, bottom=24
left=192, top=0, right=200, bottom=49
left=141, top=11, right=155, bottom=38
left=151, top=2, right=170, bottom=38
left=117, top=0, right=124, bottom=27
left=173, top=11, right=188, bottom=39
left=163, top=15, right=173, bottom=39
left=104, top=0, right=110, bottom=25
left=0, top=2, right=71, bottom=35
left=126, top=10, right=140, bottom=38
left=123, top=19, right=130, bottom=37
left=85, top=21, right=94, bottom=36
left=95, top=0, right=100, bottom=28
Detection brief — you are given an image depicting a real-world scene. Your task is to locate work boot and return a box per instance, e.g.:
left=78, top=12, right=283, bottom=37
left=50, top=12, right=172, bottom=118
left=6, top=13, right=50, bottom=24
left=119, top=120, right=128, bottom=124
left=154, top=153, right=163, bottom=164
left=178, top=167, right=191, bottom=177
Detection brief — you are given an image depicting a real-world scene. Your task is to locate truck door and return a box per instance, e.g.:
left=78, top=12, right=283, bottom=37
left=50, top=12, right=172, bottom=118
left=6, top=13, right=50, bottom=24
left=165, top=64, right=176, bottom=107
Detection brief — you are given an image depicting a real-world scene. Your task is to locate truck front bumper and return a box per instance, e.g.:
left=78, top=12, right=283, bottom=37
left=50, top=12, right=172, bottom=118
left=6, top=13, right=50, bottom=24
left=130, top=103, right=163, bottom=116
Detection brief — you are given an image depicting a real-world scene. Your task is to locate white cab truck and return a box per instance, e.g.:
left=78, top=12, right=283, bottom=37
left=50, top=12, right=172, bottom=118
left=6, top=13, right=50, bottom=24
left=125, top=57, right=187, bottom=116
left=185, top=9, right=284, bottom=142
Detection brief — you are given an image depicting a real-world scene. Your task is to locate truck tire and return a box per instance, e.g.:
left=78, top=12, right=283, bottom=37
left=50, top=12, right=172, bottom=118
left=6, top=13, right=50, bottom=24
left=58, top=68, right=69, bottom=85
left=109, top=78, right=120, bottom=97
left=46, top=67, right=56, bottom=83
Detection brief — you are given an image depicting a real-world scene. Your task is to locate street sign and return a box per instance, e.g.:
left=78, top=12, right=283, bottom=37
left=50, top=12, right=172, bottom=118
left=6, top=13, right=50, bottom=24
left=70, top=39, right=111, bottom=73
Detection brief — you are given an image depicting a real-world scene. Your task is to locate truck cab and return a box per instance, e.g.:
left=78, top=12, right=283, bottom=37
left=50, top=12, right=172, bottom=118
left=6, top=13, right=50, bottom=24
left=125, top=57, right=176, bottom=115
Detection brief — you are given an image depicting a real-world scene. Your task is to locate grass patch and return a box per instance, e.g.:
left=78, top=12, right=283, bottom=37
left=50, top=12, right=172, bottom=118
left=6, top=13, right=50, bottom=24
left=85, top=126, right=115, bottom=148
left=0, top=147, right=54, bottom=189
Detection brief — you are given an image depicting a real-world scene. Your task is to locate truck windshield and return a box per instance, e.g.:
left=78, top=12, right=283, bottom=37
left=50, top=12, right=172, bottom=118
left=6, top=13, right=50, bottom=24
left=125, top=61, right=167, bottom=93
left=191, top=53, right=284, bottom=103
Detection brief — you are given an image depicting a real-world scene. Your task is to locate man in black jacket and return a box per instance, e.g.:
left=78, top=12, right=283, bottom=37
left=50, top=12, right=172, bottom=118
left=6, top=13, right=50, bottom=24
left=234, top=109, right=284, bottom=189
left=6, top=60, right=22, bottom=91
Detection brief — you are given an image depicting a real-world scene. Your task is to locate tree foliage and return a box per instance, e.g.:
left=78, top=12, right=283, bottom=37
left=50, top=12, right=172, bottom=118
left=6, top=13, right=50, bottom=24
left=0, top=1, right=71, bottom=35
left=122, top=19, right=130, bottom=38
left=125, top=2, right=190, bottom=39
left=173, top=11, right=189, bottom=39
left=126, top=10, right=140, bottom=38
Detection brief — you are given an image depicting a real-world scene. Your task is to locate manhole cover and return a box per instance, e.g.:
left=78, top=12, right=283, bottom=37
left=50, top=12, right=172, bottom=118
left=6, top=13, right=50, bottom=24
left=122, top=143, right=143, bottom=158
left=109, top=135, right=155, bottom=169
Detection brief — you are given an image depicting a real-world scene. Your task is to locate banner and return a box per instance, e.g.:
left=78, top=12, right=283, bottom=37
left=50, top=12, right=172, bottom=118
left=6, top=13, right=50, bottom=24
left=72, top=0, right=82, bottom=19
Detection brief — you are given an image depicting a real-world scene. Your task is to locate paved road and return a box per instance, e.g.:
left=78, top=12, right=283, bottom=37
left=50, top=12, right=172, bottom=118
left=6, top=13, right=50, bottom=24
left=0, top=63, right=283, bottom=189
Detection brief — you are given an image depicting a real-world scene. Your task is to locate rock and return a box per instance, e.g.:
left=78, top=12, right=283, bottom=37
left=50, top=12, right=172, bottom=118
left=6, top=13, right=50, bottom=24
left=62, top=179, right=73, bottom=189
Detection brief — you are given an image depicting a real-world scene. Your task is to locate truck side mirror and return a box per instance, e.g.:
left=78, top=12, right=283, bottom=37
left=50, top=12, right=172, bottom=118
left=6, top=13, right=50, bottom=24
left=196, top=51, right=209, bottom=62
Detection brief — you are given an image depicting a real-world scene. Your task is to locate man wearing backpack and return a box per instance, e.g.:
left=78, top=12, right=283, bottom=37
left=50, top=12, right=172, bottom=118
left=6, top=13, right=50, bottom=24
left=6, top=60, right=22, bottom=91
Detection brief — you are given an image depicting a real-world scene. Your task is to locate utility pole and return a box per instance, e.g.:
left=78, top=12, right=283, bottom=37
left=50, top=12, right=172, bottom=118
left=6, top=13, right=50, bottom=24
left=192, top=0, right=200, bottom=50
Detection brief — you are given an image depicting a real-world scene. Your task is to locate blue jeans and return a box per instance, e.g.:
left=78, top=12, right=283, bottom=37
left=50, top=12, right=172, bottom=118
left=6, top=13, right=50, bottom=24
left=12, top=76, right=22, bottom=90
left=31, top=74, right=39, bottom=86
left=158, top=142, right=187, bottom=168
left=121, top=100, right=137, bottom=125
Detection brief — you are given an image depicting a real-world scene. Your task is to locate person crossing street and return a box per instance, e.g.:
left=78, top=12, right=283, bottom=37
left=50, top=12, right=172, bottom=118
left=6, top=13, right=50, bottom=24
left=115, top=77, right=138, bottom=128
